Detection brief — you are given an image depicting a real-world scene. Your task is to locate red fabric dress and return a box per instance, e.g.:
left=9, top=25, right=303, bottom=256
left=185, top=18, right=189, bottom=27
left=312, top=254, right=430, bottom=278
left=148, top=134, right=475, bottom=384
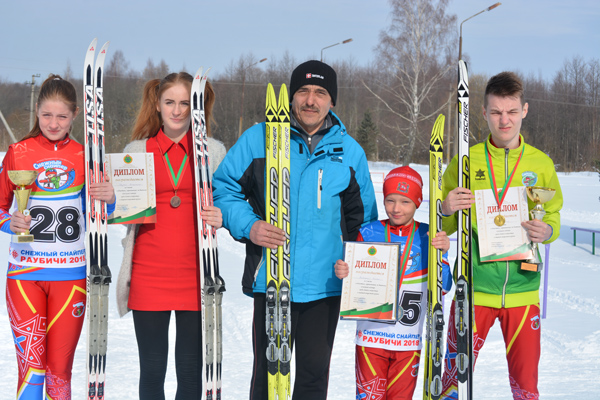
left=128, top=129, right=201, bottom=311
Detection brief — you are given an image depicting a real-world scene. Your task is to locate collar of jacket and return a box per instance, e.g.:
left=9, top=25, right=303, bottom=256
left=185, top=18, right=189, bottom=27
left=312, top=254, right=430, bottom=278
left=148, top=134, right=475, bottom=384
left=35, top=132, right=73, bottom=151
left=485, top=133, right=525, bottom=159
left=290, top=111, right=345, bottom=152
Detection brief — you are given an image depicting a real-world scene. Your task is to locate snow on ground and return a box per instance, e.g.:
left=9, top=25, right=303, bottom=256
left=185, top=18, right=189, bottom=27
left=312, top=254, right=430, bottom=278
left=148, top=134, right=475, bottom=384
left=0, top=157, right=599, bottom=399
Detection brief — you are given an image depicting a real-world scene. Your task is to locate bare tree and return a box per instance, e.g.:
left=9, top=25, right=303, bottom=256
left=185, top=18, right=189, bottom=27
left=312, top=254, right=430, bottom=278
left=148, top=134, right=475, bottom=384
left=63, top=60, right=74, bottom=81
left=586, top=59, right=600, bottom=151
left=365, top=0, right=456, bottom=164
left=143, top=59, right=170, bottom=80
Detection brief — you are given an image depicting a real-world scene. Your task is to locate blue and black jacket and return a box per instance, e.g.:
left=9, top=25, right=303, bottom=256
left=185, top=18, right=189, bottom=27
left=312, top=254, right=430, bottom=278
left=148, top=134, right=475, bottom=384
left=213, top=111, right=378, bottom=302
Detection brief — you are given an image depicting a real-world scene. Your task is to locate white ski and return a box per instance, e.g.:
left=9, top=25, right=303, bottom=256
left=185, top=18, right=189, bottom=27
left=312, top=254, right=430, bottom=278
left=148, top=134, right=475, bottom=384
left=191, top=67, right=225, bottom=400
left=84, top=38, right=111, bottom=400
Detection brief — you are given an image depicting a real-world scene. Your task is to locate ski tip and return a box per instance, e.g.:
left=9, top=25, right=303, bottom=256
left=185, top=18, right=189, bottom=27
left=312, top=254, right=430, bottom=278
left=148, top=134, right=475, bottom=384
left=99, top=41, right=110, bottom=53
left=430, top=114, right=445, bottom=152
left=88, top=38, right=98, bottom=52
left=434, top=113, right=445, bottom=127
left=266, top=83, right=277, bottom=107
left=278, top=84, right=289, bottom=106
left=203, top=67, right=212, bottom=80
left=194, top=67, right=204, bottom=81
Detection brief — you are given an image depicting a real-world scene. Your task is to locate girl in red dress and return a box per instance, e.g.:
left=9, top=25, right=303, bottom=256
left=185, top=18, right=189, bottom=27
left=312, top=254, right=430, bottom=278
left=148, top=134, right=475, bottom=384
left=115, top=72, right=225, bottom=399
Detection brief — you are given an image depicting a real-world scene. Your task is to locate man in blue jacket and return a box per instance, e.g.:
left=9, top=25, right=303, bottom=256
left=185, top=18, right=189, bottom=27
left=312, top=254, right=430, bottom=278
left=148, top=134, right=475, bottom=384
left=213, top=60, right=378, bottom=399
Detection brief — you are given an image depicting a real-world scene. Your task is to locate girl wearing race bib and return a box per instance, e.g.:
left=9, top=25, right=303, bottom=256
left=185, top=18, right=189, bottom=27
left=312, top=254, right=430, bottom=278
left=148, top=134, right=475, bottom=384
left=0, top=74, right=115, bottom=400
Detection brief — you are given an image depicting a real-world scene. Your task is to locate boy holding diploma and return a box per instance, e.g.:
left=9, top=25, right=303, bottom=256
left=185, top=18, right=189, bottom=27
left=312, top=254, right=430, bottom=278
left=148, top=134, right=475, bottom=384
left=335, top=166, right=452, bottom=400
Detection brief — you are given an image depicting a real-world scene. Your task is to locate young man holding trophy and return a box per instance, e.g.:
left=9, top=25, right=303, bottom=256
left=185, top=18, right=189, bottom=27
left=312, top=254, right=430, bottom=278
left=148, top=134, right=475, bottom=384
left=439, top=72, right=563, bottom=399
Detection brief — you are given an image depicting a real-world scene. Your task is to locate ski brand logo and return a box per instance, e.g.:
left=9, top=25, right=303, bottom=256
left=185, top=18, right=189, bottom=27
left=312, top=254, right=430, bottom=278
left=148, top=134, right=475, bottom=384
left=522, top=171, right=538, bottom=187
left=306, top=73, right=324, bottom=80
left=72, top=301, right=85, bottom=317
left=475, top=169, right=486, bottom=180
left=330, top=155, right=342, bottom=163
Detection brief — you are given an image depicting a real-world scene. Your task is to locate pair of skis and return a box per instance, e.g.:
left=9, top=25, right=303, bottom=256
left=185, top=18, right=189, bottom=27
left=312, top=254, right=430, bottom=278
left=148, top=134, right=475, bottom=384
left=191, top=67, right=225, bottom=400
left=423, top=60, right=473, bottom=400
left=423, top=114, right=445, bottom=400
left=84, top=38, right=111, bottom=400
left=265, top=83, right=292, bottom=400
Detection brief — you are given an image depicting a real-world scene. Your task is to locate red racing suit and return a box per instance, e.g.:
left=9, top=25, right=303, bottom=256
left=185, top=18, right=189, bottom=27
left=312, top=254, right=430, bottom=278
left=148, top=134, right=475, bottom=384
left=440, top=135, right=563, bottom=400
left=1, top=134, right=88, bottom=400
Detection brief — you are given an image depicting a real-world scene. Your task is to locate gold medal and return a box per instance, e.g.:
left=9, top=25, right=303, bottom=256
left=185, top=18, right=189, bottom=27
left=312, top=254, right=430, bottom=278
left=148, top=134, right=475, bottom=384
left=494, top=214, right=505, bottom=226
left=170, top=195, right=181, bottom=208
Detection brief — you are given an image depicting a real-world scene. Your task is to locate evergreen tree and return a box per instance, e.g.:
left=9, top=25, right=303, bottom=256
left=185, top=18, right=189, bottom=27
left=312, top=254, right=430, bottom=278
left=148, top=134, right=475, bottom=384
left=357, top=109, right=379, bottom=161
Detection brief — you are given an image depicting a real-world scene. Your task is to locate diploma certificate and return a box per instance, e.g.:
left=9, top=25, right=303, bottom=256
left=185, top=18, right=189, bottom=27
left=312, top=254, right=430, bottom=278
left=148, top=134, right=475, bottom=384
left=107, top=153, right=157, bottom=224
left=475, top=186, right=534, bottom=262
left=340, top=242, right=400, bottom=322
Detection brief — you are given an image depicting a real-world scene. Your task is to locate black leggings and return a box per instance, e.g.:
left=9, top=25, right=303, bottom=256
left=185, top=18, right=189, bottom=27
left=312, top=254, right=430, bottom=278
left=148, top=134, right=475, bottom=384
left=132, top=310, right=202, bottom=400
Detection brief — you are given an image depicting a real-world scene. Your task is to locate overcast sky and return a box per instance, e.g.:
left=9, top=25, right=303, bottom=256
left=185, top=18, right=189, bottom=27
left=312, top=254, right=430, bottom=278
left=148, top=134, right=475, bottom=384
left=1, top=0, right=599, bottom=84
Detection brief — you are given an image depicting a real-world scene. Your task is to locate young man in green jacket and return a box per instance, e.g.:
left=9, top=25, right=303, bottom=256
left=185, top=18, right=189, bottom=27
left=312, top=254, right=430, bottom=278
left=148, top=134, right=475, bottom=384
left=440, top=72, right=563, bottom=400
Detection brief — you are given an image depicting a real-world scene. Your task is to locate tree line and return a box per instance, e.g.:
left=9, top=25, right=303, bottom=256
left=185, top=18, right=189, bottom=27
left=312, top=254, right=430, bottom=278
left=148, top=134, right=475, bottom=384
left=1, top=1, right=598, bottom=172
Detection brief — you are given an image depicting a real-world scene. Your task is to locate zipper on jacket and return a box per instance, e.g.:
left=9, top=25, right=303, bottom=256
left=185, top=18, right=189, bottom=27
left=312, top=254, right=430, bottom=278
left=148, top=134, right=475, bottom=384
left=502, top=148, right=510, bottom=307
left=317, top=169, right=323, bottom=209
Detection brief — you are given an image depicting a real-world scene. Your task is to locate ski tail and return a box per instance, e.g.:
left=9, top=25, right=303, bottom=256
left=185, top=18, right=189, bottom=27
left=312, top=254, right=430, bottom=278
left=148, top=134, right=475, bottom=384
left=456, top=60, right=474, bottom=400
left=276, top=84, right=291, bottom=400
left=265, top=83, right=280, bottom=400
left=84, top=38, right=110, bottom=400
left=423, top=114, right=445, bottom=400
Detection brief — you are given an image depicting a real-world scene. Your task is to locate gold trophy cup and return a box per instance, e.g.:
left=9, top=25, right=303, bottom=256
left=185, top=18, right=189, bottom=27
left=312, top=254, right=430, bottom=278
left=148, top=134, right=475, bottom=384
left=522, top=186, right=556, bottom=271
left=8, top=170, right=39, bottom=243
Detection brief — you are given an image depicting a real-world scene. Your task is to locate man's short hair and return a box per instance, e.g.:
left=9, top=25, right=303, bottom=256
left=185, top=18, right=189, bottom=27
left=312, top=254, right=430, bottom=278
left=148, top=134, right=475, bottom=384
left=484, top=71, right=524, bottom=108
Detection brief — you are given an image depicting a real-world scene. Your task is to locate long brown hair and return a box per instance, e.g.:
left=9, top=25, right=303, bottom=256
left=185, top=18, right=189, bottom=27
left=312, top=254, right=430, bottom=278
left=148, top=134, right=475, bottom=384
left=131, top=71, right=215, bottom=140
left=21, top=74, right=78, bottom=142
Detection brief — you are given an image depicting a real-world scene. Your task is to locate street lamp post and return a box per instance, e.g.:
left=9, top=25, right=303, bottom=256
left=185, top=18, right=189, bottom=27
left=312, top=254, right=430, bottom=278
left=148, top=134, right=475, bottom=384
left=320, top=38, right=353, bottom=62
left=238, top=58, right=267, bottom=138
left=459, top=2, right=501, bottom=60
left=26, top=74, right=41, bottom=131
left=453, top=2, right=501, bottom=159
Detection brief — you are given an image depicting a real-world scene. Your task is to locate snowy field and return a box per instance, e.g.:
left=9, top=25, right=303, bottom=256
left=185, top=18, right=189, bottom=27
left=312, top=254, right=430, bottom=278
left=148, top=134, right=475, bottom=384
left=1, top=158, right=599, bottom=399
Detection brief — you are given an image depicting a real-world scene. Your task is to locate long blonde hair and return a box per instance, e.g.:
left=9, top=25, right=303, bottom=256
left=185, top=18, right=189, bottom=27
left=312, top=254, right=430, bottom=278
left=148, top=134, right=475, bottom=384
left=21, top=74, right=77, bottom=142
left=131, top=72, right=215, bottom=140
